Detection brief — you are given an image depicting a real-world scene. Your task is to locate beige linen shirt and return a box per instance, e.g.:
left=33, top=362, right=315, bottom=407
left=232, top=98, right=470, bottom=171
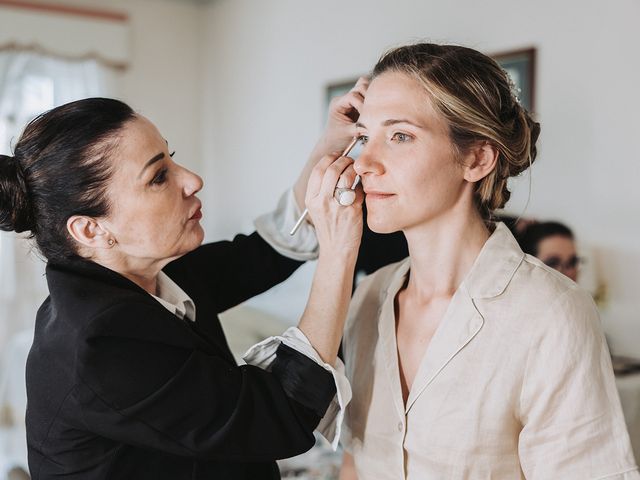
left=342, top=223, right=638, bottom=479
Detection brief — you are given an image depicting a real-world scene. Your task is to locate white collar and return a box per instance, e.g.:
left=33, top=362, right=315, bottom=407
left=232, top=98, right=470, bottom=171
left=151, top=271, right=196, bottom=322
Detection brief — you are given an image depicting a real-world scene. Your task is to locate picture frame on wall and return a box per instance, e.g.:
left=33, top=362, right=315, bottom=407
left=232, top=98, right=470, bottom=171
left=326, top=79, right=358, bottom=109
left=492, top=47, right=536, bottom=113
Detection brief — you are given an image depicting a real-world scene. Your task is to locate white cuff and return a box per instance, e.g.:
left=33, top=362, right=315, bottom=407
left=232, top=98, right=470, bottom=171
left=254, top=189, right=319, bottom=261
left=243, top=326, right=351, bottom=450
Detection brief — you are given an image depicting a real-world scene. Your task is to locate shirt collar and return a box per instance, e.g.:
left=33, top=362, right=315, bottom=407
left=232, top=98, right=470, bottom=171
left=462, top=222, right=524, bottom=299
left=151, top=271, right=196, bottom=321
left=384, top=222, right=524, bottom=301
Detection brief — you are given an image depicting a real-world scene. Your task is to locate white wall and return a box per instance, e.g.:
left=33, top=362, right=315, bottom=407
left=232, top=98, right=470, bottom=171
left=200, top=0, right=640, bottom=355
left=9, top=0, right=204, bottom=173
left=116, top=0, right=202, bottom=174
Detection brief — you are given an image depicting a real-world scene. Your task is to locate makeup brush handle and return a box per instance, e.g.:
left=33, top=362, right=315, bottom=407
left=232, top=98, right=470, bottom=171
left=289, top=208, right=309, bottom=236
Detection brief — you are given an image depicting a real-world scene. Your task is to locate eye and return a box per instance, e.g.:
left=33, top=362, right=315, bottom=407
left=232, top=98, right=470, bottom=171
left=357, top=135, right=369, bottom=145
left=567, top=255, right=581, bottom=269
left=391, top=132, right=412, bottom=143
left=542, top=256, right=561, bottom=269
left=150, top=167, right=168, bottom=186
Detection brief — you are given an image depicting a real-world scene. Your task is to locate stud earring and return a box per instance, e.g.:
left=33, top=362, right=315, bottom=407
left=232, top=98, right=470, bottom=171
left=108, top=238, right=115, bottom=246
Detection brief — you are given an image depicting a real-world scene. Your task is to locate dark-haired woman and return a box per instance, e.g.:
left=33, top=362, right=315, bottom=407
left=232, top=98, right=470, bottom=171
left=0, top=83, right=366, bottom=480
left=519, top=221, right=580, bottom=282
left=322, top=44, right=638, bottom=479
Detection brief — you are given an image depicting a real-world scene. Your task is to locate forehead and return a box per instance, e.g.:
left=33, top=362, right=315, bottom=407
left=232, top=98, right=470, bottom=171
left=361, top=71, right=438, bottom=122
left=112, top=115, right=165, bottom=169
left=537, top=235, right=576, bottom=256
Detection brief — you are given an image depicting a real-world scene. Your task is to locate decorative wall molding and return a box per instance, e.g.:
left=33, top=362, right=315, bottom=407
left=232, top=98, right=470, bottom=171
left=0, top=0, right=130, bottom=69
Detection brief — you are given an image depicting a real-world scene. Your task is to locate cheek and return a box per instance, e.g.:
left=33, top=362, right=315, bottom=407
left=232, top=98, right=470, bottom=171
left=112, top=200, right=179, bottom=245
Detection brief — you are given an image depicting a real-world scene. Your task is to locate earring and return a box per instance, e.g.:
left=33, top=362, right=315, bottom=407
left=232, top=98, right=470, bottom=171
left=108, top=238, right=115, bottom=246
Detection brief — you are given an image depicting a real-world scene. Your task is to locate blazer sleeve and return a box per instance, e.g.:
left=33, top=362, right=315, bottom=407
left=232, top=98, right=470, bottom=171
left=74, top=302, right=336, bottom=462
left=163, top=231, right=302, bottom=313
left=517, top=286, right=639, bottom=479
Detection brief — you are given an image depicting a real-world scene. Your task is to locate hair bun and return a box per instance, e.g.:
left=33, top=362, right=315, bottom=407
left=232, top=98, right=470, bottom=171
left=0, top=154, right=35, bottom=233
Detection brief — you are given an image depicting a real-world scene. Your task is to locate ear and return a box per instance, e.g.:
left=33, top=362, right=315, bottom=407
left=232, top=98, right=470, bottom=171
left=463, top=142, right=499, bottom=183
left=66, top=216, right=114, bottom=250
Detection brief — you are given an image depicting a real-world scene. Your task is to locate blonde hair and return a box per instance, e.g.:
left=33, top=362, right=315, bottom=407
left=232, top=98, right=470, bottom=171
left=372, top=43, right=540, bottom=216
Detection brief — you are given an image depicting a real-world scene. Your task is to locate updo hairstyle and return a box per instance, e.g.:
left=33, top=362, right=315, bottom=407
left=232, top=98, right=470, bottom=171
left=0, top=98, right=135, bottom=263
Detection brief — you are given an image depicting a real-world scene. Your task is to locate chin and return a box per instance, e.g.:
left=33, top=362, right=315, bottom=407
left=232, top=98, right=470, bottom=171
left=179, top=227, right=205, bottom=256
left=192, top=226, right=205, bottom=248
left=366, top=216, right=402, bottom=234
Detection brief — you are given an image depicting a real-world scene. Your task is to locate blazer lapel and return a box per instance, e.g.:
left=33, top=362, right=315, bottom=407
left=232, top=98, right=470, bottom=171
left=405, top=286, right=484, bottom=413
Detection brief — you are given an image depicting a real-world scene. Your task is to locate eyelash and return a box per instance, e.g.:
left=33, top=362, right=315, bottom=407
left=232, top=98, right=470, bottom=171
left=356, top=133, right=413, bottom=145
left=150, top=151, right=175, bottom=186
left=391, top=132, right=412, bottom=143
left=151, top=168, right=168, bottom=186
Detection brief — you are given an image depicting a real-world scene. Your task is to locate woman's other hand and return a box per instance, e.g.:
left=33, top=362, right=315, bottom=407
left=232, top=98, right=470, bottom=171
left=305, top=153, right=363, bottom=257
left=322, top=76, right=369, bottom=154
left=297, top=153, right=363, bottom=364
left=294, top=77, right=369, bottom=210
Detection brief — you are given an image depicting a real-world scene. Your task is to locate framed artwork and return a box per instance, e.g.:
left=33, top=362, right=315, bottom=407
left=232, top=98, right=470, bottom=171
left=492, top=47, right=536, bottom=112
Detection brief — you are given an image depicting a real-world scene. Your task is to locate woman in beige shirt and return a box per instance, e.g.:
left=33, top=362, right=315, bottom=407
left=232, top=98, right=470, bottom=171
left=337, top=43, right=638, bottom=479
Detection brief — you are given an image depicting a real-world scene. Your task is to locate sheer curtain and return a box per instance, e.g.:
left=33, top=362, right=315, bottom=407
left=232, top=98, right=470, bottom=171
left=0, top=50, right=115, bottom=476
left=0, top=50, right=115, bottom=349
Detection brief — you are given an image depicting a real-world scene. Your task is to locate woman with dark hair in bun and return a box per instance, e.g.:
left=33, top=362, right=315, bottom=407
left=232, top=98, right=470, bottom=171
left=0, top=82, right=368, bottom=480
left=314, top=43, right=637, bottom=479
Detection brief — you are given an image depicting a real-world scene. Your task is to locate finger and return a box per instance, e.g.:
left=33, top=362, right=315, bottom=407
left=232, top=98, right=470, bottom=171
left=350, top=184, right=365, bottom=208
left=319, top=156, right=354, bottom=197
left=307, top=153, right=341, bottom=200
left=329, top=93, right=362, bottom=116
left=350, top=76, right=370, bottom=98
left=329, top=91, right=365, bottom=123
left=352, top=76, right=370, bottom=91
left=335, top=176, right=350, bottom=189
left=335, top=163, right=358, bottom=190
left=345, top=91, right=365, bottom=111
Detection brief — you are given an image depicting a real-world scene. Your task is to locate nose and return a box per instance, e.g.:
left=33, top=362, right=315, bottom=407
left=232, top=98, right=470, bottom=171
left=353, top=141, right=384, bottom=177
left=181, top=166, right=203, bottom=197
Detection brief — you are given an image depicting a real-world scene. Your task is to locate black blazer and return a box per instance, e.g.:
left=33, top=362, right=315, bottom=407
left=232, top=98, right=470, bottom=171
left=26, top=232, right=336, bottom=480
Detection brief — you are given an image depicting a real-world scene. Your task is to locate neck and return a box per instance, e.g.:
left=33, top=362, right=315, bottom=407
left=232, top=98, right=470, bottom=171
left=119, top=269, right=159, bottom=295
left=402, top=207, right=490, bottom=301
left=92, top=253, right=164, bottom=295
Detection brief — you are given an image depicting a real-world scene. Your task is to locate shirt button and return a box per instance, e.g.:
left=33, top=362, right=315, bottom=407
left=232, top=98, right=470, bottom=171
left=397, top=422, right=403, bottom=432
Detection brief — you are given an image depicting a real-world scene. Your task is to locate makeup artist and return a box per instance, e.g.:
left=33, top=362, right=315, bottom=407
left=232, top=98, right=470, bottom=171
left=0, top=79, right=366, bottom=480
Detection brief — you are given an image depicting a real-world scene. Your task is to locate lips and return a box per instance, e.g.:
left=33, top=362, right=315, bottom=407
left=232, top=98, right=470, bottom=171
left=364, top=190, right=395, bottom=200
left=189, top=202, right=203, bottom=220
left=190, top=208, right=202, bottom=220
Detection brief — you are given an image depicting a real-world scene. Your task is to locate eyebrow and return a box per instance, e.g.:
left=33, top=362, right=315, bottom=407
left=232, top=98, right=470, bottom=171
left=356, top=119, right=425, bottom=129
left=138, top=152, right=165, bottom=179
